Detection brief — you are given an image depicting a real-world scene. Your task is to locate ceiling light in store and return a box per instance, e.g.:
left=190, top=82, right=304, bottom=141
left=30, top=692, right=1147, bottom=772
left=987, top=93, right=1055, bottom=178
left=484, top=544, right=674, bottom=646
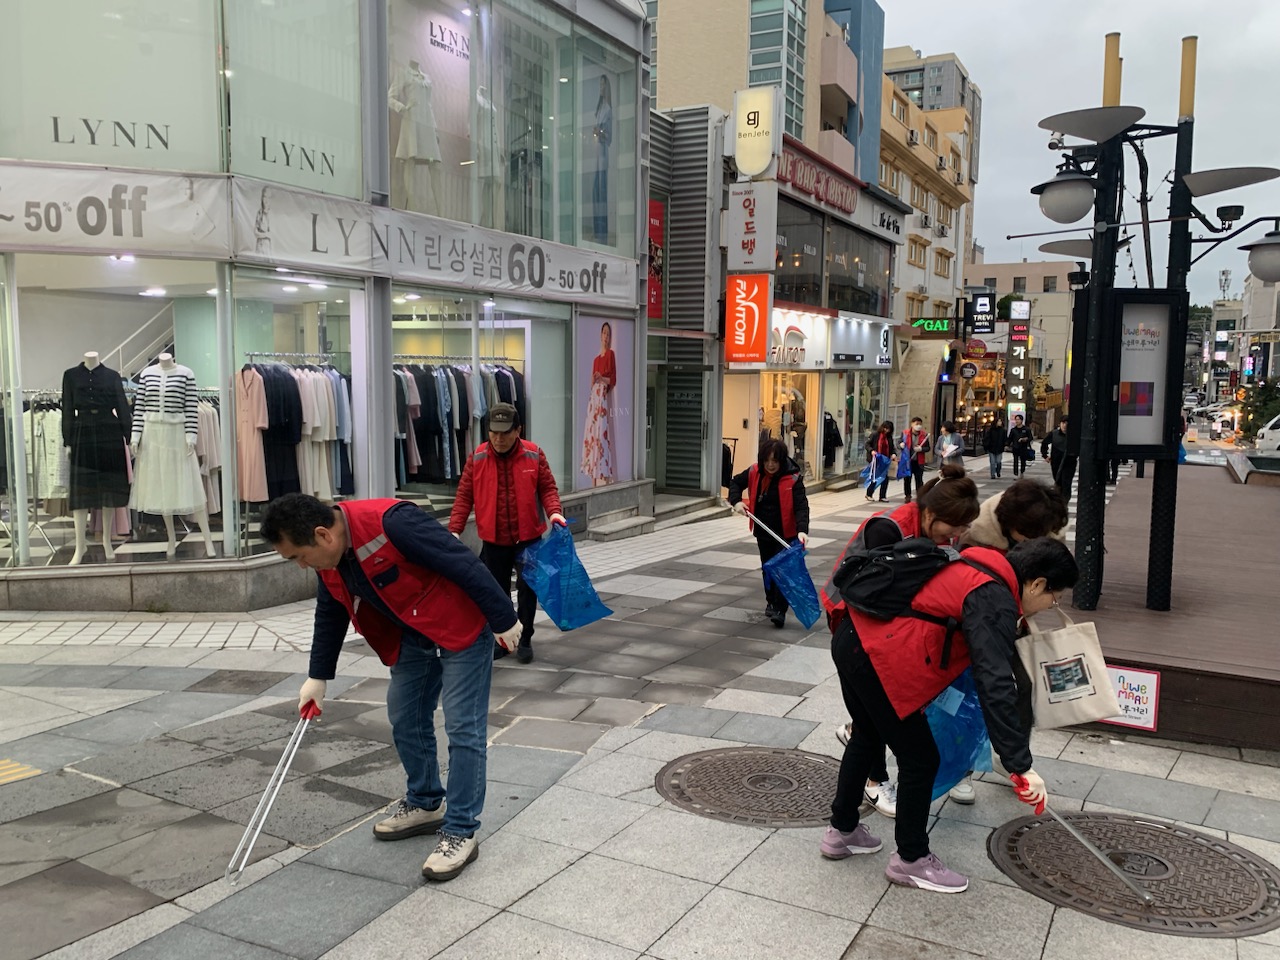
left=206, top=288, right=218, bottom=296
left=334, top=299, right=344, bottom=304
left=108, top=254, right=135, bottom=263
left=281, top=285, right=299, bottom=292
left=276, top=267, right=291, bottom=273
left=223, top=69, right=234, bottom=78
left=559, top=77, right=569, bottom=83
left=308, top=283, right=328, bottom=290
left=462, top=6, right=471, bottom=14
left=393, top=297, right=406, bottom=304
left=140, top=287, right=166, bottom=297
left=459, top=159, right=475, bottom=166
left=484, top=298, right=496, bottom=307
left=404, top=293, right=421, bottom=300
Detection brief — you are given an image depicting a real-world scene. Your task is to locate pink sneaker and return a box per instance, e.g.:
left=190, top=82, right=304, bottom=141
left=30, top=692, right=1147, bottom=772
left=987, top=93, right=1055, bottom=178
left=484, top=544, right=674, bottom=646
left=885, top=852, right=969, bottom=893
left=820, top=824, right=882, bottom=859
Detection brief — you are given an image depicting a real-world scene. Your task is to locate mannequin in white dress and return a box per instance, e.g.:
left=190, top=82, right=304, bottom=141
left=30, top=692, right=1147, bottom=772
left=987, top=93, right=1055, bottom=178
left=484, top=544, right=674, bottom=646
left=475, top=84, right=502, bottom=227
left=389, top=59, right=441, bottom=213
left=130, top=353, right=216, bottom=559
left=68, top=352, right=115, bottom=565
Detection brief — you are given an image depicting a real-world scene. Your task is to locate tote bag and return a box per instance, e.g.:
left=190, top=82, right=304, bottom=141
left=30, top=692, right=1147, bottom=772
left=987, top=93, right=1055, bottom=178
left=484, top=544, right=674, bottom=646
left=1016, top=607, right=1121, bottom=728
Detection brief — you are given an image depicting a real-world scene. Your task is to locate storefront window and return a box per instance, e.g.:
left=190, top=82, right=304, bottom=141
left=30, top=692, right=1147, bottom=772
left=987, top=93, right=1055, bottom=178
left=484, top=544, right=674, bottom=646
left=573, top=316, right=635, bottom=490
left=0, top=0, right=221, bottom=171
left=761, top=370, right=817, bottom=480
left=847, top=368, right=888, bottom=465
left=775, top=198, right=824, bottom=307
left=828, top=221, right=892, bottom=317
left=224, top=0, right=363, bottom=198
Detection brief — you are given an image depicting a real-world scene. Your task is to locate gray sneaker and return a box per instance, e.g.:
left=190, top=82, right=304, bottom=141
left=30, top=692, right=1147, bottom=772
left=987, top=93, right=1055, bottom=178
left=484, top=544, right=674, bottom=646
left=885, top=852, right=969, bottom=893
left=373, top=798, right=446, bottom=841
left=422, top=832, right=479, bottom=881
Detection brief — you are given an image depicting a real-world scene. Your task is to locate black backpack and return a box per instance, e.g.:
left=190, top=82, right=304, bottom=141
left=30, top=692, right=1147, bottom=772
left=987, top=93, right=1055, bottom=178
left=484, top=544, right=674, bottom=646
left=832, top=536, right=961, bottom=620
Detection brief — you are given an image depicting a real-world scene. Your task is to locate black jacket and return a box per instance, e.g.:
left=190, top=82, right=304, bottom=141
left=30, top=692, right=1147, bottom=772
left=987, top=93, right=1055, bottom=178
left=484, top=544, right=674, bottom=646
left=727, top=458, right=810, bottom=541
left=1007, top=424, right=1034, bottom=452
left=1041, top=427, right=1068, bottom=459
left=983, top=423, right=1008, bottom=454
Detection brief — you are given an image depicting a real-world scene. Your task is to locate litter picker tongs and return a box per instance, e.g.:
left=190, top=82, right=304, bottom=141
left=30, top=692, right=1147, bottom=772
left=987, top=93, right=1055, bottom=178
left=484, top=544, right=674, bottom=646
left=738, top=505, right=795, bottom=551
left=225, top=699, right=321, bottom=884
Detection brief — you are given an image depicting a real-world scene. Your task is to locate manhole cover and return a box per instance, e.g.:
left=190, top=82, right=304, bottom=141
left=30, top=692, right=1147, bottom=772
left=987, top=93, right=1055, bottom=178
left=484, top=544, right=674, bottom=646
left=654, top=747, right=838, bottom=827
left=989, top=813, right=1280, bottom=938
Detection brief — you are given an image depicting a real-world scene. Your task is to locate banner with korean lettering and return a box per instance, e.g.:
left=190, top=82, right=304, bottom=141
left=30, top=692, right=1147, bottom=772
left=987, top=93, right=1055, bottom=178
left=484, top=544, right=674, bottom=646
left=1006, top=342, right=1031, bottom=419
left=231, top=178, right=639, bottom=309
left=648, top=199, right=666, bottom=320
left=725, top=273, right=772, bottom=362
left=728, top=181, right=778, bottom=272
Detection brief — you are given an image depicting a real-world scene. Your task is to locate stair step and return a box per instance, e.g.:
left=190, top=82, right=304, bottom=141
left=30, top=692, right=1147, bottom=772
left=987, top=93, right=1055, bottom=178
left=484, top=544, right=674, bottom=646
left=653, top=496, right=722, bottom=522
left=825, top=477, right=863, bottom=492
left=588, top=516, right=656, bottom=542
left=652, top=504, right=733, bottom=532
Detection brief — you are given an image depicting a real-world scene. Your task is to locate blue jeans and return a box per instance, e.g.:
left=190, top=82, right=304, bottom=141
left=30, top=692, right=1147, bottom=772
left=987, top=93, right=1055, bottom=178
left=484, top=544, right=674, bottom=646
left=386, top=627, right=494, bottom=838
left=988, top=451, right=1002, bottom=477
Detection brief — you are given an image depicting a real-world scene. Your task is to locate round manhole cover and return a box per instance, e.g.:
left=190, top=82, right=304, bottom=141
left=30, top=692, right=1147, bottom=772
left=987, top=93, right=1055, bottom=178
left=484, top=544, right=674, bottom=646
left=989, top=813, right=1280, bottom=938
left=654, top=747, right=838, bottom=827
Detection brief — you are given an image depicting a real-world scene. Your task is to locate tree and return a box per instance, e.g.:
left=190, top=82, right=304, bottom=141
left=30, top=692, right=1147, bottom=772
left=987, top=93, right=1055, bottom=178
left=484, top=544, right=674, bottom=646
left=1240, top=377, right=1280, bottom=437
left=997, top=294, right=1015, bottom=320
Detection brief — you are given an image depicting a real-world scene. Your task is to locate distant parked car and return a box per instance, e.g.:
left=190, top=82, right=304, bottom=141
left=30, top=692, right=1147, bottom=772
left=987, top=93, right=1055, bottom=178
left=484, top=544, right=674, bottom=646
left=1255, top=413, right=1280, bottom=451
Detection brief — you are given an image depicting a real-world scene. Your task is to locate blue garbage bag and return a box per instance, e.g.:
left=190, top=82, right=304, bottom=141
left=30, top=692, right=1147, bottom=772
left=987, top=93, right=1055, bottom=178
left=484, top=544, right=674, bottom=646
left=924, top=668, right=994, bottom=801
left=1177, top=440, right=1188, bottom=464
left=519, top=524, right=612, bottom=631
left=859, top=452, right=891, bottom=491
left=895, top=452, right=913, bottom=480
left=762, top=542, right=821, bottom=629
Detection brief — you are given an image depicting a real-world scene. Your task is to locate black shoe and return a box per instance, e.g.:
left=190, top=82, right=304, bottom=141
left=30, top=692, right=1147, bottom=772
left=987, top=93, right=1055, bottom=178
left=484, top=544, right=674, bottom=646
left=516, top=642, right=533, bottom=664
left=770, top=610, right=786, bottom=628
left=493, top=644, right=510, bottom=661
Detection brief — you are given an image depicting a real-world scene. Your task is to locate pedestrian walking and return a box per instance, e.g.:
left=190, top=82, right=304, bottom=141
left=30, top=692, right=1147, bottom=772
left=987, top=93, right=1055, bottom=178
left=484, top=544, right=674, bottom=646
left=449, top=401, right=566, bottom=664
left=728, top=438, right=810, bottom=628
left=983, top=416, right=1007, bottom=479
left=1007, top=415, right=1034, bottom=476
left=899, top=416, right=931, bottom=502
left=867, top=421, right=896, bottom=502
left=822, top=462, right=981, bottom=819
left=261, top=493, right=521, bottom=882
left=823, top=537, right=1075, bottom=893
left=936, top=421, right=964, bottom=467
left=1040, top=417, right=1076, bottom=500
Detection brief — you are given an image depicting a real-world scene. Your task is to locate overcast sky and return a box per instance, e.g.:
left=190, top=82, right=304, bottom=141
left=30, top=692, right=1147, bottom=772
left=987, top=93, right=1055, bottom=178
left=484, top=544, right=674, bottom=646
left=882, top=0, right=1280, bottom=306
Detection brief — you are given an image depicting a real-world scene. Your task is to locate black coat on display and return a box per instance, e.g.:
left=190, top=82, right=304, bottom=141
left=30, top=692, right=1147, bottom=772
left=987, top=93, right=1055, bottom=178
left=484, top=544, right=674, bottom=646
left=61, top=362, right=132, bottom=510
left=256, top=364, right=303, bottom=499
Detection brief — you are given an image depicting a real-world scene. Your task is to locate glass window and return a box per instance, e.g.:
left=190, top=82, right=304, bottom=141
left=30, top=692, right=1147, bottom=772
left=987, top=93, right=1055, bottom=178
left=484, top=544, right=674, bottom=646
left=752, top=50, right=782, bottom=65
left=751, top=30, right=783, bottom=49
left=751, top=12, right=783, bottom=29
left=828, top=222, right=892, bottom=317
left=225, top=0, right=362, bottom=198
left=1043, top=275, right=1058, bottom=292
left=1013, top=276, right=1027, bottom=293
left=0, top=0, right=221, bottom=170
left=775, top=198, right=824, bottom=308
left=934, top=250, right=952, bottom=279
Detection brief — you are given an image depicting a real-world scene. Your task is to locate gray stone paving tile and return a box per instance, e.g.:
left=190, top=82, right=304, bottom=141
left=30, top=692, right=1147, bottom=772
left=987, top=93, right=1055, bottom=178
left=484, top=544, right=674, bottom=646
left=511, top=852, right=712, bottom=952
left=0, top=861, right=166, bottom=960
left=504, top=784, right=650, bottom=852
left=592, top=726, right=649, bottom=752
left=650, top=886, right=859, bottom=960
left=1169, top=751, right=1280, bottom=803
left=308, top=705, right=395, bottom=745
left=744, top=646, right=836, bottom=685
left=644, top=663, right=741, bottom=686
left=253, top=697, right=380, bottom=725
left=1040, top=904, right=1236, bottom=959
left=123, top=690, right=255, bottom=728
left=617, top=639, right=712, bottom=662
left=493, top=717, right=609, bottom=753
left=438, top=831, right=584, bottom=908
left=37, top=707, right=180, bottom=748
left=1087, top=769, right=1218, bottom=824
left=1237, top=942, right=1280, bottom=959
left=476, top=779, right=543, bottom=841
left=840, top=926, right=983, bottom=959
left=103, top=666, right=214, bottom=691
left=619, top=730, right=750, bottom=762
left=190, top=861, right=409, bottom=960
left=69, top=737, right=227, bottom=786
left=80, top=812, right=287, bottom=899
left=315, top=745, right=407, bottom=800
left=596, top=805, right=770, bottom=884
left=484, top=745, right=583, bottom=790
left=330, top=676, right=390, bottom=702
left=925, top=817, right=1015, bottom=887
left=703, top=688, right=802, bottom=717
left=574, top=696, right=653, bottom=727
left=719, top=830, right=886, bottom=923
left=723, top=674, right=814, bottom=696
left=23, top=665, right=145, bottom=688
left=433, top=910, right=640, bottom=960
left=317, top=886, right=498, bottom=960
left=131, top=753, right=296, bottom=809
left=184, top=670, right=290, bottom=696
left=167, top=711, right=299, bottom=752
left=501, top=690, right=595, bottom=720
left=935, top=780, right=1082, bottom=829
left=1204, top=790, right=1280, bottom=843
left=633, top=681, right=717, bottom=706
left=1129, top=734, right=1241, bottom=760
left=586, top=652, right=676, bottom=679
left=713, top=712, right=817, bottom=748
left=559, top=751, right=667, bottom=799
left=1058, top=733, right=1180, bottom=778
left=565, top=634, right=636, bottom=655
left=302, top=819, right=434, bottom=887
left=675, top=651, right=768, bottom=675
left=0, top=648, right=52, bottom=665
left=1, top=730, right=106, bottom=769
left=489, top=665, right=572, bottom=692
left=1, top=788, right=200, bottom=862
left=869, top=877, right=1052, bottom=960
left=535, top=644, right=614, bottom=669
left=1023, top=755, right=1103, bottom=800
left=0, top=768, right=118, bottom=825
left=38, top=903, right=192, bottom=960
left=211, top=776, right=389, bottom=846
left=553, top=673, right=646, bottom=699
left=0, top=663, right=59, bottom=686
left=115, top=924, right=293, bottom=960
left=1241, top=747, right=1280, bottom=768
left=239, top=730, right=387, bottom=776
left=638, top=704, right=734, bottom=737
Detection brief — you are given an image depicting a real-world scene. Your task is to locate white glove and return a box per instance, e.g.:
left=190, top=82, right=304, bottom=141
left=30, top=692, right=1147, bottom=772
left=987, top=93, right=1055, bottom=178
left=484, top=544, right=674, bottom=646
left=299, top=677, right=327, bottom=715
left=495, top=623, right=521, bottom=652
left=797, top=532, right=809, bottom=547
left=1012, top=768, right=1047, bottom=810
left=549, top=513, right=567, bottom=527
left=732, top=501, right=746, bottom=516
left=451, top=531, right=461, bottom=540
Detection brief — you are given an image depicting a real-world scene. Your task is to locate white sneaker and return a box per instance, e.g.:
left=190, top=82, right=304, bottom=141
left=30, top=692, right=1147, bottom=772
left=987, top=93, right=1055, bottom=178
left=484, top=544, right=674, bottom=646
left=836, top=722, right=853, bottom=747
left=864, top=781, right=898, bottom=818
left=421, top=832, right=479, bottom=881
left=948, top=777, right=976, bottom=804
left=373, top=798, right=446, bottom=840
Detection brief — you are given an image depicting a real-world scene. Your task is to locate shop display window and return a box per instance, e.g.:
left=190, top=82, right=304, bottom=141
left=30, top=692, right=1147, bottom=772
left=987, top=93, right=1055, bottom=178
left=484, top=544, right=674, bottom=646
left=775, top=198, right=824, bottom=307
left=761, top=370, right=817, bottom=481
left=827, top=220, right=892, bottom=317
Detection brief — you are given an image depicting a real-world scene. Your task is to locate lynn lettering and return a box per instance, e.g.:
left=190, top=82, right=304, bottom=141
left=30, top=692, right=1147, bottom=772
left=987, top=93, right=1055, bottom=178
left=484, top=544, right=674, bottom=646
left=51, top=117, right=170, bottom=150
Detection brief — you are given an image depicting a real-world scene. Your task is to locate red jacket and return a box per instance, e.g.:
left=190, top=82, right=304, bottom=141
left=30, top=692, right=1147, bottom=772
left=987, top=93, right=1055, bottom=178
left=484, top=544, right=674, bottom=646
left=449, top=439, right=562, bottom=544
left=901, top=427, right=930, bottom=466
left=318, top=500, right=490, bottom=663
left=746, top=466, right=800, bottom=540
left=851, top=546, right=1021, bottom=718
left=821, top=502, right=920, bottom=620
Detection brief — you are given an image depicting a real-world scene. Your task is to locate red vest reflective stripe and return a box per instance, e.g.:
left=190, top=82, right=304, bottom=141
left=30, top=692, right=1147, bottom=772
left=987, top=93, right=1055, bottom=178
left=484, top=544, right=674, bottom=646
left=851, top=546, right=1020, bottom=719
left=745, top=466, right=798, bottom=540
left=820, top=502, right=920, bottom=617
left=317, top=499, right=488, bottom=664
left=469, top=439, right=549, bottom=544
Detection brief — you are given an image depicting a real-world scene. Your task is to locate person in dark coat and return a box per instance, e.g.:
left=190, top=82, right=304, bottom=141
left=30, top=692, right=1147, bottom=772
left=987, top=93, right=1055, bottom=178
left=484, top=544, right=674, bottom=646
left=983, top=416, right=1008, bottom=479
left=1040, top=417, right=1076, bottom=499
left=1006, top=415, right=1034, bottom=477
left=728, top=438, right=811, bottom=628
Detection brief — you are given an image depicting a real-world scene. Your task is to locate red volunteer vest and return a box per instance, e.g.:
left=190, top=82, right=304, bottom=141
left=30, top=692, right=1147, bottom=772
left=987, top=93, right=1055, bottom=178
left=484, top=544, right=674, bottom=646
left=745, top=465, right=798, bottom=540
left=468, top=439, right=549, bottom=544
left=850, top=546, right=1021, bottom=719
left=318, top=500, right=489, bottom=664
left=820, top=502, right=920, bottom=618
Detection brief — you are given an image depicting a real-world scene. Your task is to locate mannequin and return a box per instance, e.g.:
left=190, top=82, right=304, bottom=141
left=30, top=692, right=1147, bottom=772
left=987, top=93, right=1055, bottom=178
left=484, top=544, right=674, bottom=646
left=389, top=59, right=441, bottom=213
left=475, top=84, right=500, bottom=227
left=130, top=353, right=215, bottom=558
left=62, top=351, right=132, bottom=565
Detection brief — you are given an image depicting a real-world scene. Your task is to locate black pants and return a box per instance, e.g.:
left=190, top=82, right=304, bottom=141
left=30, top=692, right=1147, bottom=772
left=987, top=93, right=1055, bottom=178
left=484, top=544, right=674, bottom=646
left=830, top=619, right=938, bottom=862
left=756, top=532, right=789, bottom=615
left=1011, top=449, right=1029, bottom=475
left=480, top=541, right=538, bottom=644
left=1051, top=453, right=1077, bottom=500
left=902, top=460, right=925, bottom=500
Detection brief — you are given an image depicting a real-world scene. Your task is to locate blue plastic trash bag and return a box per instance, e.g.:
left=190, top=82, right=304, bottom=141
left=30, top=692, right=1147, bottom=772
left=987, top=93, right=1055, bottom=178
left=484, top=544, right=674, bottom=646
left=859, top=452, right=891, bottom=490
left=762, top=542, right=821, bottom=629
left=1177, top=440, right=1187, bottom=464
left=895, top=452, right=913, bottom=480
left=925, top=668, right=993, bottom=801
left=519, top=524, right=612, bottom=631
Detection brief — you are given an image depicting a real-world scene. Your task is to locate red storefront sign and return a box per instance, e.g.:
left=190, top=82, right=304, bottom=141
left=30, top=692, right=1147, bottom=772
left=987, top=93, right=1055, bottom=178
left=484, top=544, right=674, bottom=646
left=777, top=142, right=858, bottom=214
left=725, top=274, right=772, bottom=362
left=647, top=199, right=665, bottom=320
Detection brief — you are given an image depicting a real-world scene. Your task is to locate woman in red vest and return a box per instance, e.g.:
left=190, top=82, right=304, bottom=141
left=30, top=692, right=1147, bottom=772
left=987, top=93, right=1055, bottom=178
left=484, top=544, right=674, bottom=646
left=727, top=438, right=810, bottom=628
left=865, top=420, right=897, bottom=502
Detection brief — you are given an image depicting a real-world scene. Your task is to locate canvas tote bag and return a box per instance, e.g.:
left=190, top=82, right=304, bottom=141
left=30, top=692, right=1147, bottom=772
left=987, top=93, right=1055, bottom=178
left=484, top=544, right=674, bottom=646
left=1017, top=606, right=1121, bottom=728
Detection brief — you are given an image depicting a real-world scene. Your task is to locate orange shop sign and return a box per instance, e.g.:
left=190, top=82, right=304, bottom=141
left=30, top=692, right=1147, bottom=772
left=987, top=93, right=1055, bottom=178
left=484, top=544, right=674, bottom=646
left=725, top=274, right=772, bottom=362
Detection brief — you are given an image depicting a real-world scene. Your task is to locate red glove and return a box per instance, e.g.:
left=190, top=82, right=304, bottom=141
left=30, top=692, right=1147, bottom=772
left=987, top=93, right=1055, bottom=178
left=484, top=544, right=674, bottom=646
left=1010, top=771, right=1047, bottom=816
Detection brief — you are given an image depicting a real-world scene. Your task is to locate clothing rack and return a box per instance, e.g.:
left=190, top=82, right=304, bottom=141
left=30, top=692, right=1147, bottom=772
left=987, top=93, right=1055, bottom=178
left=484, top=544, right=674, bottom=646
left=245, top=352, right=336, bottom=361
left=393, top=353, right=513, bottom=362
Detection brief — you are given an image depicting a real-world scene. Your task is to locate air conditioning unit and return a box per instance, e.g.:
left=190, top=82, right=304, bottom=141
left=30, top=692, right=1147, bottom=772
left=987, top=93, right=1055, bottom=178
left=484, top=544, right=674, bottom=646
left=907, top=129, right=920, bottom=146
left=919, top=213, right=932, bottom=228
left=914, top=284, right=928, bottom=295
left=936, top=223, right=950, bottom=238
left=936, top=155, right=947, bottom=170
left=954, top=171, right=964, bottom=185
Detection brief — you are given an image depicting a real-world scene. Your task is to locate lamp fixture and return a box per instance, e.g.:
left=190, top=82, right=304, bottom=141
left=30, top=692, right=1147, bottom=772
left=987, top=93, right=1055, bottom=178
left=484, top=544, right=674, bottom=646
left=139, top=287, right=166, bottom=297
left=1031, top=161, right=1096, bottom=225
left=1239, top=230, right=1280, bottom=284
left=281, top=285, right=298, bottom=292
left=206, top=288, right=218, bottom=296
left=308, top=283, right=327, bottom=290
left=404, top=293, right=421, bottom=300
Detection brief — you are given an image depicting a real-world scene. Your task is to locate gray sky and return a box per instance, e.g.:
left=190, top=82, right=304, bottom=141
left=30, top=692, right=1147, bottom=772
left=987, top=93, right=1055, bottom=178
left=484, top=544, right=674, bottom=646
left=882, top=0, right=1280, bottom=306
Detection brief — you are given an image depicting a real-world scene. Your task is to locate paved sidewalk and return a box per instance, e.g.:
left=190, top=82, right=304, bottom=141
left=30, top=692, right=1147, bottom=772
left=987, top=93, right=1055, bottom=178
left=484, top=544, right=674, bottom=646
left=2, top=457, right=1278, bottom=959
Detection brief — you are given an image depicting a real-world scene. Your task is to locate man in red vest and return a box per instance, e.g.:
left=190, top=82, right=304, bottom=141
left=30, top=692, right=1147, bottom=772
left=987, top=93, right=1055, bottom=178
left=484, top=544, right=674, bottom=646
left=449, top=402, right=566, bottom=663
left=261, top=493, right=521, bottom=882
